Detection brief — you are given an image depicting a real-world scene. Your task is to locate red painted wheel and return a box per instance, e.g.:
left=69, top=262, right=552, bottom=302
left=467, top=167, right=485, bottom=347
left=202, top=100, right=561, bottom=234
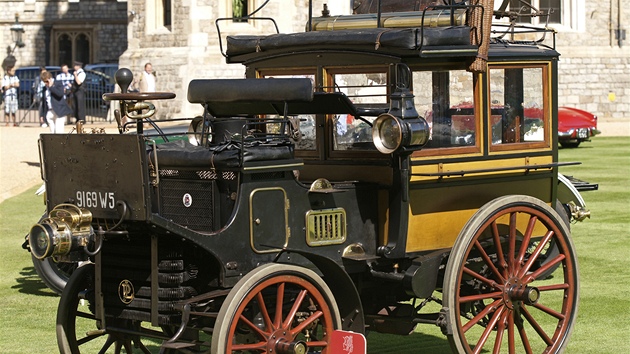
left=443, top=195, right=579, bottom=353
left=211, top=263, right=341, bottom=353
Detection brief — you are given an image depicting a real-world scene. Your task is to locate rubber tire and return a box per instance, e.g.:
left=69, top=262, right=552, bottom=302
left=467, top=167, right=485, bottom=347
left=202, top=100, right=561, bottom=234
left=29, top=213, right=77, bottom=295
left=57, top=263, right=94, bottom=353
left=211, top=263, right=342, bottom=354
left=31, top=253, right=76, bottom=295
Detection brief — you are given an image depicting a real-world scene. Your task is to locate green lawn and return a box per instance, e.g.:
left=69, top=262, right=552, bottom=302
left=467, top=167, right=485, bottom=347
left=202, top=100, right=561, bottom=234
left=0, top=137, right=628, bottom=353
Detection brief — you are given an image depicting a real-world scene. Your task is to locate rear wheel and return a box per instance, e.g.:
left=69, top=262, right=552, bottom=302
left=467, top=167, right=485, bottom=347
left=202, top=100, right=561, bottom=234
left=443, top=195, right=579, bottom=353
left=211, top=263, right=341, bottom=353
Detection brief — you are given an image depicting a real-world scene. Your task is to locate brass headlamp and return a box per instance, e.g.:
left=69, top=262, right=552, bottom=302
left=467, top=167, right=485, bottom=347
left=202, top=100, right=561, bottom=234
left=28, top=204, right=94, bottom=260
left=372, top=87, right=429, bottom=154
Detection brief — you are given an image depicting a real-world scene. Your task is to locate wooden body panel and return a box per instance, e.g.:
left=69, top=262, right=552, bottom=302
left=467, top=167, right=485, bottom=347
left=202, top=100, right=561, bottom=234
left=405, top=175, right=553, bottom=252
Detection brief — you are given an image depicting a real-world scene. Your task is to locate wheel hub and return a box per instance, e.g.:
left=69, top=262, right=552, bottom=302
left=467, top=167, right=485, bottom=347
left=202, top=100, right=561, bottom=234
left=502, top=277, right=540, bottom=309
left=267, top=329, right=307, bottom=354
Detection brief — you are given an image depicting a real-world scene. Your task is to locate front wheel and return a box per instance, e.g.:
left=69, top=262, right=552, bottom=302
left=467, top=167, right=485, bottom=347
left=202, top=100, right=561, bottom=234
left=31, top=253, right=77, bottom=295
left=443, top=195, right=579, bottom=353
left=211, top=263, right=342, bottom=354
left=57, top=264, right=173, bottom=353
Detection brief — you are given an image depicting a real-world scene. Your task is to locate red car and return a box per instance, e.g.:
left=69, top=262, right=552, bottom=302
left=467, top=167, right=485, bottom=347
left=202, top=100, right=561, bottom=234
left=558, top=106, right=600, bottom=148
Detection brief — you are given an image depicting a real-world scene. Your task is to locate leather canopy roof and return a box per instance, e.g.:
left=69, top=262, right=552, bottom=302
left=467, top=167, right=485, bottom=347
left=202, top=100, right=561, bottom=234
left=226, top=26, right=472, bottom=58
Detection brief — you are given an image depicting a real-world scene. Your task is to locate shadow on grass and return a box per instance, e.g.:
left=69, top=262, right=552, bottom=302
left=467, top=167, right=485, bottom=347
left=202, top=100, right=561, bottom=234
left=367, top=330, right=453, bottom=353
left=558, top=145, right=595, bottom=150
left=22, top=161, right=41, bottom=168
left=12, top=266, right=58, bottom=297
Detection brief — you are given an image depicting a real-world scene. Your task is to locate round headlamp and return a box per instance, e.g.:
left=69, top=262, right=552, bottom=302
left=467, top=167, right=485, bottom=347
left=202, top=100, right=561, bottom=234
left=28, top=204, right=94, bottom=260
left=29, top=220, right=72, bottom=260
left=372, top=113, right=430, bottom=154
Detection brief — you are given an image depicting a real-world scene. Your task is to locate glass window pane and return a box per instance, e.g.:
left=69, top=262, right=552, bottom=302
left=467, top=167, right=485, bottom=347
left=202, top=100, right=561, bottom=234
left=331, top=72, right=387, bottom=151
left=260, top=73, right=317, bottom=151
left=490, top=66, right=545, bottom=145
left=413, top=69, right=476, bottom=149
left=233, top=0, right=248, bottom=22
left=540, top=0, right=561, bottom=24
left=510, top=0, right=533, bottom=24
left=522, top=68, right=545, bottom=141
left=76, top=34, right=90, bottom=66
left=163, top=0, right=172, bottom=29
left=58, top=34, right=72, bottom=66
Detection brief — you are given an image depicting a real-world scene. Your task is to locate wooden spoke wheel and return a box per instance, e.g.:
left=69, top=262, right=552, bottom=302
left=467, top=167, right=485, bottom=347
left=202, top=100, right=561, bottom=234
left=211, top=263, right=341, bottom=354
left=57, top=264, right=176, bottom=354
left=443, top=195, right=579, bottom=354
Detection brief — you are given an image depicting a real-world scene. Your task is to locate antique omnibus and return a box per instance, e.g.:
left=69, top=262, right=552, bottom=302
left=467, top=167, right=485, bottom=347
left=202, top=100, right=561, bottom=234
left=28, top=0, right=587, bottom=352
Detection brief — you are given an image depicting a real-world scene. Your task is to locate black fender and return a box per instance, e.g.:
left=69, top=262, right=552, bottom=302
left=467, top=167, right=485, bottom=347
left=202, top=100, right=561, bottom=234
left=274, top=249, right=365, bottom=334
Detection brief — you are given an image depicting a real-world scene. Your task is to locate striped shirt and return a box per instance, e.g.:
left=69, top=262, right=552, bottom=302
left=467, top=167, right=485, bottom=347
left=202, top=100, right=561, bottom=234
left=56, top=72, right=73, bottom=90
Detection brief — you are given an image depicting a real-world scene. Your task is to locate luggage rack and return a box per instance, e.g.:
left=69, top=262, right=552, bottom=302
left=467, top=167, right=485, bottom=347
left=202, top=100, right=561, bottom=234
left=217, top=1, right=486, bottom=61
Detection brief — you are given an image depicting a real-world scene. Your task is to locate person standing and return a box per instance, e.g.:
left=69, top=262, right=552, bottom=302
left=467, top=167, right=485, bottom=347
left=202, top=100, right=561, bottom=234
left=71, top=61, right=86, bottom=123
left=35, top=66, right=48, bottom=127
left=55, top=64, right=73, bottom=94
left=56, top=64, right=74, bottom=123
left=138, top=62, right=156, bottom=92
left=41, top=71, right=72, bottom=133
left=2, top=66, right=20, bottom=126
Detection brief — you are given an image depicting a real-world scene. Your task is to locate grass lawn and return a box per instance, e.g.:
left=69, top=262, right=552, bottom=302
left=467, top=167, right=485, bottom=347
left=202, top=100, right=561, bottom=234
left=0, top=137, right=628, bottom=353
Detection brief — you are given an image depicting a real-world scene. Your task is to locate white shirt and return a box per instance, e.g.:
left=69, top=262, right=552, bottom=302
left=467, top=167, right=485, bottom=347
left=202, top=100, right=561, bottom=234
left=75, top=69, right=86, bottom=86
left=2, top=74, right=19, bottom=96
left=142, top=71, right=156, bottom=92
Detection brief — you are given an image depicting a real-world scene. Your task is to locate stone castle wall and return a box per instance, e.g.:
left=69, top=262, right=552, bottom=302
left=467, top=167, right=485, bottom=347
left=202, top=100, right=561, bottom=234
left=554, top=1, right=629, bottom=121
left=2, top=1, right=627, bottom=122
left=1, top=0, right=127, bottom=69
left=120, top=0, right=329, bottom=119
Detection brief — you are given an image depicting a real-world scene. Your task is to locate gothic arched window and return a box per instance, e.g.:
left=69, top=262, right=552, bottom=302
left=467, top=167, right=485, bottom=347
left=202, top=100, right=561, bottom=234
left=54, top=30, right=93, bottom=65
left=76, top=33, right=90, bottom=65
left=58, top=34, right=72, bottom=66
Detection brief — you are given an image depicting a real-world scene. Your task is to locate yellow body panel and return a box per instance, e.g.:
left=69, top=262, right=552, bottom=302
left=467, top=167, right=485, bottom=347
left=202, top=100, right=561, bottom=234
left=407, top=208, right=478, bottom=250
left=404, top=176, right=553, bottom=252
left=409, top=155, right=554, bottom=182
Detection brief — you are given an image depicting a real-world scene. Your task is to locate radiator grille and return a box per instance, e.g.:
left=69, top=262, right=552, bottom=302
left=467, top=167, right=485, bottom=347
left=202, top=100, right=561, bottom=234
left=305, top=208, right=347, bottom=246
left=159, top=179, right=216, bottom=231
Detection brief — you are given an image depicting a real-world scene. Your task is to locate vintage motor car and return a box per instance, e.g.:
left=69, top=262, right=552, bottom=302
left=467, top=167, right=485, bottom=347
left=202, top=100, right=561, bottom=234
left=558, top=106, right=600, bottom=148
left=27, top=0, right=590, bottom=353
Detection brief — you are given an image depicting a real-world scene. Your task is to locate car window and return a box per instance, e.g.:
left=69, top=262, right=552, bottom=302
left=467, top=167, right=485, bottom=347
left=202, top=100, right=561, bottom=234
left=258, top=71, right=318, bottom=153
left=412, top=69, right=477, bottom=151
left=327, top=70, right=388, bottom=152
left=489, top=64, right=548, bottom=150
